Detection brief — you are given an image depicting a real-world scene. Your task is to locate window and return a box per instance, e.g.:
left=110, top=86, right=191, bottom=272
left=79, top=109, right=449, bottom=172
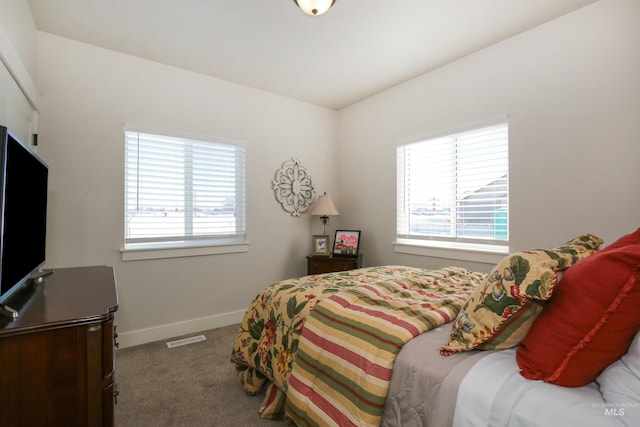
left=396, top=119, right=508, bottom=253
left=124, top=129, right=246, bottom=253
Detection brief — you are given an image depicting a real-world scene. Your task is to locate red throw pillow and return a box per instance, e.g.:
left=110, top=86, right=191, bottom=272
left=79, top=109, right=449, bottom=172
left=600, top=227, right=640, bottom=251
left=515, top=244, right=640, bottom=387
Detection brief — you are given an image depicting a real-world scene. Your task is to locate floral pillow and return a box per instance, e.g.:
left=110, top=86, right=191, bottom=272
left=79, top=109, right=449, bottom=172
left=440, top=234, right=603, bottom=355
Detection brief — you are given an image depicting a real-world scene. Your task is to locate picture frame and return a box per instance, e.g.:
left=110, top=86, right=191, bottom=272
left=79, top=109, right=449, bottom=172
left=332, top=230, right=361, bottom=257
left=312, top=234, right=330, bottom=256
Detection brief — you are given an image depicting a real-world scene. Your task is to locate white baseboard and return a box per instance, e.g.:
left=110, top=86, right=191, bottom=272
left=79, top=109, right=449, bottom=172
left=116, top=309, right=245, bottom=349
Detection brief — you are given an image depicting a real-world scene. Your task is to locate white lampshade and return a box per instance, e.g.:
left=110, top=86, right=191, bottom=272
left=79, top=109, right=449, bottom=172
left=311, top=193, right=339, bottom=235
left=294, top=0, right=336, bottom=16
left=311, top=193, right=339, bottom=217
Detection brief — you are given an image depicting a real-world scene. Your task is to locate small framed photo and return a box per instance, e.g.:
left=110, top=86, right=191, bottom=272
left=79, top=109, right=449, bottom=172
left=312, top=235, right=330, bottom=256
left=333, top=230, right=361, bottom=257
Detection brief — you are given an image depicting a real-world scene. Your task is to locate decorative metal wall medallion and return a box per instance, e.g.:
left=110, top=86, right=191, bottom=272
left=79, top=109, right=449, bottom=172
left=273, top=158, right=316, bottom=216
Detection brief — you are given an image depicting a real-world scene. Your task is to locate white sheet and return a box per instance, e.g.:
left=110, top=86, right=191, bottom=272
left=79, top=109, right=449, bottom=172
left=453, top=349, right=640, bottom=427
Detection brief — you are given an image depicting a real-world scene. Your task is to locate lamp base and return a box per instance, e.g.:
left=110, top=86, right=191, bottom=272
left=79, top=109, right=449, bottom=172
left=320, top=215, right=329, bottom=235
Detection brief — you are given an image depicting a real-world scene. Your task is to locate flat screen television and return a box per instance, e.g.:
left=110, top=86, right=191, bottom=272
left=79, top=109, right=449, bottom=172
left=0, top=126, right=48, bottom=312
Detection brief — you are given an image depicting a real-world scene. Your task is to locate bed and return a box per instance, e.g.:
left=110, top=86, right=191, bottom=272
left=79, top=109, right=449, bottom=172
left=230, top=231, right=640, bottom=426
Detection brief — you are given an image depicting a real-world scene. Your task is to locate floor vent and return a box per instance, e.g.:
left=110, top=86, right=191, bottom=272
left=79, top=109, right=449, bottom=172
left=166, top=335, right=207, bottom=348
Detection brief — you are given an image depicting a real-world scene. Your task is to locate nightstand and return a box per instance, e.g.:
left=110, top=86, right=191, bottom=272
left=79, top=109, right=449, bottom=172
left=306, top=254, right=363, bottom=275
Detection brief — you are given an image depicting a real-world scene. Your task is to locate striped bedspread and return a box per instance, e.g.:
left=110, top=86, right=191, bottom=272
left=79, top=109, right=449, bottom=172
left=285, top=268, right=484, bottom=426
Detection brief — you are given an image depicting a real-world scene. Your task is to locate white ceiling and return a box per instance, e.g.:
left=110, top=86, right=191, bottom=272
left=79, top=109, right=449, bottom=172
left=26, top=0, right=596, bottom=110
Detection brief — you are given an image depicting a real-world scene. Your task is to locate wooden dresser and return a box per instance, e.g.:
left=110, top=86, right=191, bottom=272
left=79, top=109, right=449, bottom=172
left=0, top=266, right=119, bottom=427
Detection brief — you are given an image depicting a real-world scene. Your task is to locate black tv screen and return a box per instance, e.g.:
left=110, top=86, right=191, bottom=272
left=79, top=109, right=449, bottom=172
left=0, top=126, right=48, bottom=306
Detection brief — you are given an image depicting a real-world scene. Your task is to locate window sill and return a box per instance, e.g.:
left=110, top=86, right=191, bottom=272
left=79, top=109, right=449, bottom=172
left=121, top=241, right=249, bottom=261
left=393, top=239, right=508, bottom=264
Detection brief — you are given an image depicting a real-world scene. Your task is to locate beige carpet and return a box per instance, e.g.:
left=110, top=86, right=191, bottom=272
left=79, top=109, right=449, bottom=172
left=115, top=323, right=290, bottom=426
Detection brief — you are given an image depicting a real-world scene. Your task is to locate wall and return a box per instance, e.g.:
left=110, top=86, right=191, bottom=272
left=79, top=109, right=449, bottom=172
left=0, top=0, right=38, bottom=140
left=35, top=33, right=339, bottom=346
left=338, top=0, right=640, bottom=271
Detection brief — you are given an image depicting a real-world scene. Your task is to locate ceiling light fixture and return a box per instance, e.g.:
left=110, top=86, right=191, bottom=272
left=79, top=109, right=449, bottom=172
left=294, top=0, right=336, bottom=16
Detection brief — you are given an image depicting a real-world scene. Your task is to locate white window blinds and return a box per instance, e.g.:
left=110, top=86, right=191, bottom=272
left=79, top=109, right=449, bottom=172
left=397, top=120, right=508, bottom=245
left=125, top=130, right=246, bottom=248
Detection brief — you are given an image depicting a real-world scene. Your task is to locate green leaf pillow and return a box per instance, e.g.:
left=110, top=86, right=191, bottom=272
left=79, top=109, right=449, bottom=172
left=441, top=234, right=603, bottom=355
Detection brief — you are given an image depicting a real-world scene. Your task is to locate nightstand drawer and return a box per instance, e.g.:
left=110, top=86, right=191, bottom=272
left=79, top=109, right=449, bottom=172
left=307, top=254, right=363, bottom=275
